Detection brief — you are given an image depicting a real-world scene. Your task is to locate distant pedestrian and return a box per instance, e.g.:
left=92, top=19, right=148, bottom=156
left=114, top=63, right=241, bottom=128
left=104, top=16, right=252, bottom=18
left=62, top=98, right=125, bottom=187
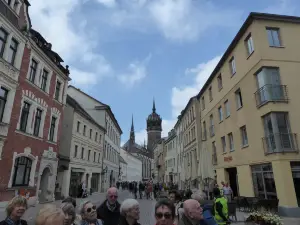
left=0, top=196, right=28, bottom=225
left=97, top=187, right=121, bottom=225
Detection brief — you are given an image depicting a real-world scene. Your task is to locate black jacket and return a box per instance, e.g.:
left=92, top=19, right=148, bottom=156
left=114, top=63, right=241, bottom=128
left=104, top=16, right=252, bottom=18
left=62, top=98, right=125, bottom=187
left=118, top=216, right=141, bottom=225
left=97, top=200, right=121, bottom=225
left=0, top=219, right=28, bottom=225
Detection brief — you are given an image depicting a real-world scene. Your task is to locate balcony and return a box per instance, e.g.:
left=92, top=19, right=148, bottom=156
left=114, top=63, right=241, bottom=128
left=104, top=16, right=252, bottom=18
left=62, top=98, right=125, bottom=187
left=0, top=122, right=9, bottom=137
left=254, top=84, right=288, bottom=107
left=212, top=153, right=217, bottom=165
left=262, top=133, right=299, bottom=155
left=0, top=57, right=19, bottom=82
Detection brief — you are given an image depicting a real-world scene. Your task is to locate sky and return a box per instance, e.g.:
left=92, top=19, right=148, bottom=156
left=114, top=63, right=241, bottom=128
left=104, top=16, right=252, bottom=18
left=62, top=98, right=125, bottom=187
left=28, top=0, right=300, bottom=146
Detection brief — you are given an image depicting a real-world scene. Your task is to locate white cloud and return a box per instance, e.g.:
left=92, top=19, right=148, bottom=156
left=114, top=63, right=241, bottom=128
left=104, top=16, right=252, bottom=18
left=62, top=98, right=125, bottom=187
left=172, top=56, right=221, bottom=117
left=95, top=0, right=116, bottom=8
left=118, top=54, right=151, bottom=87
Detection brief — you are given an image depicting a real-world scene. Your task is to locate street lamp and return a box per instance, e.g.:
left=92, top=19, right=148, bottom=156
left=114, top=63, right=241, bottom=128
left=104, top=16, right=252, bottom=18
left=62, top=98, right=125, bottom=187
left=101, top=166, right=108, bottom=192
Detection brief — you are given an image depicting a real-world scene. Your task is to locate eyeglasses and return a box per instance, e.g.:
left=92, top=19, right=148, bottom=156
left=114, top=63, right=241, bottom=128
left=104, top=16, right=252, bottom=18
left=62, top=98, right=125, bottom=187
left=109, top=195, right=118, bottom=199
left=86, top=205, right=96, bottom=213
left=155, top=213, right=172, bottom=219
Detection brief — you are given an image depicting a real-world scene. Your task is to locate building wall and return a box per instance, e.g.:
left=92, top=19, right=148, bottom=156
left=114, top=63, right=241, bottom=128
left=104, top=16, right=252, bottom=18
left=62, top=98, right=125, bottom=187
left=59, top=104, right=74, bottom=158
left=120, top=148, right=142, bottom=182
left=164, top=134, right=177, bottom=183
left=198, top=18, right=300, bottom=210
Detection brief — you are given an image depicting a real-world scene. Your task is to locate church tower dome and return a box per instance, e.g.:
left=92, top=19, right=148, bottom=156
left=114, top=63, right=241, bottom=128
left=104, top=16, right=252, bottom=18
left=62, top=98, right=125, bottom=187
left=146, top=99, right=162, bottom=151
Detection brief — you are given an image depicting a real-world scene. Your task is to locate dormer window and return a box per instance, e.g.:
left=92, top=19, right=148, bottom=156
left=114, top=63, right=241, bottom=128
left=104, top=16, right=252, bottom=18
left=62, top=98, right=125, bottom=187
left=13, top=0, right=20, bottom=11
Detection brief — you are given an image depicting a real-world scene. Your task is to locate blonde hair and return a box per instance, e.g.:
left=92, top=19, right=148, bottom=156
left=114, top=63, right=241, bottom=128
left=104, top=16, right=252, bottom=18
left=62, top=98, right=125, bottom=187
left=36, top=204, right=65, bottom=225
left=6, top=196, right=28, bottom=217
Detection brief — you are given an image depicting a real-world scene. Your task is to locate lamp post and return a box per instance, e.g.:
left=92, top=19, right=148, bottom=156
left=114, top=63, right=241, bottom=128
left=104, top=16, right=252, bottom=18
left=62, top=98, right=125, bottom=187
left=101, top=166, right=108, bottom=192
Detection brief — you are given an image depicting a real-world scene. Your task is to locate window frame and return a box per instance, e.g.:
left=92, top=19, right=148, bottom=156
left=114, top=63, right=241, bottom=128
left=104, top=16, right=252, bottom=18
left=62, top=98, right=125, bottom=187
left=40, top=69, right=49, bottom=92
left=217, top=74, right=223, bottom=90
left=49, top=116, right=57, bottom=142
left=266, top=27, right=281, bottom=47
left=0, top=87, right=9, bottom=122
left=33, top=108, right=42, bottom=137
left=7, top=38, right=18, bottom=65
left=245, top=34, right=254, bottom=56
left=12, top=156, right=32, bottom=187
left=54, top=80, right=61, bottom=101
left=218, top=106, right=223, bottom=122
left=0, top=28, right=8, bottom=58
left=235, top=89, right=243, bottom=109
left=224, top=100, right=230, bottom=118
left=228, top=132, right=234, bottom=151
left=20, top=102, right=30, bottom=132
left=229, top=57, right=236, bottom=75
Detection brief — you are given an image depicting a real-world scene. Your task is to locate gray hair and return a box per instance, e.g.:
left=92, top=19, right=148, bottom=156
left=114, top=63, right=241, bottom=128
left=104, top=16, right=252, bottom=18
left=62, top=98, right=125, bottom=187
left=120, top=199, right=139, bottom=216
left=61, top=202, right=76, bottom=223
left=191, top=193, right=205, bottom=202
left=80, top=200, right=92, bottom=215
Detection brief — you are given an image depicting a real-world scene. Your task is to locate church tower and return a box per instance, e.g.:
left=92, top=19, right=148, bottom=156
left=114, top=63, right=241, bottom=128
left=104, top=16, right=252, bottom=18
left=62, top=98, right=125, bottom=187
left=130, top=114, right=135, bottom=143
left=146, top=99, right=162, bottom=151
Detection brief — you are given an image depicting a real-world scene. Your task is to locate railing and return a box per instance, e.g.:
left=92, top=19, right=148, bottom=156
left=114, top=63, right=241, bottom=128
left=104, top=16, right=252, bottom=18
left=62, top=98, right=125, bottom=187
left=212, top=153, right=217, bottom=165
left=262, top=133, right=299, bottom=155
left=254, top=84, right=288, bottom=107
left=0, top=0, right=18, bottom=28
left=210, top=126, right=215, bottom=137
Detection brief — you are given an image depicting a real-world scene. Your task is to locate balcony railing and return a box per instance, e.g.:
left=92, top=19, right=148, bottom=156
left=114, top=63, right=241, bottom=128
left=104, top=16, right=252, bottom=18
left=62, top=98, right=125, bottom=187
left=212, top=153, right=217, bottom=165
left=210, top=126, right=215, bottom=137
left=262, top=133, right=299, bottom=155
left=254, top=84, right=288, bottom=107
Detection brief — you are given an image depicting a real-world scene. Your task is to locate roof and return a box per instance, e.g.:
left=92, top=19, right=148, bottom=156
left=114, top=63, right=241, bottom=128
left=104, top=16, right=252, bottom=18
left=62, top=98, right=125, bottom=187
left=68, top=85, right=123, bottom=134
left=122, top=140, right=152, bottom=158
left=67, top=95, right=106, bottom=132
left=119, top=155, right=127, bottom=164
left=196, top=12, right=300, bottom=99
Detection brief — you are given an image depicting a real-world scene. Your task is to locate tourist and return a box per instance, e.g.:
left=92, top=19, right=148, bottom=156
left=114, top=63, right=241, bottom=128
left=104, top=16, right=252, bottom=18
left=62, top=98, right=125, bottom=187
left=36, top=204, right=65, bottom=225
left=97, top=187, right=121, bottom=225
left=222, top=183, right=232, bottom=202
left=80, top=200, right=102, bottom=225
left=154, top=199, right=175, bottom=225
left=61, top=202, right=76, bottom=225
left=178, top=199, right=206, bottom=225
left=213, top=188, right=229, bottom=225
left=119, top=199, right=140, bottom=225
left=62, top=197, right=82, bottom=224
left=0, top=196, right=28, bottom=225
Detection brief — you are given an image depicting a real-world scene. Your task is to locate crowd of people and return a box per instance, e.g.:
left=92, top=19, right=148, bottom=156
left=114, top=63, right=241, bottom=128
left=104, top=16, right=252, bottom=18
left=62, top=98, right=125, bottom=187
left=0, top=182, right=233, bottom=225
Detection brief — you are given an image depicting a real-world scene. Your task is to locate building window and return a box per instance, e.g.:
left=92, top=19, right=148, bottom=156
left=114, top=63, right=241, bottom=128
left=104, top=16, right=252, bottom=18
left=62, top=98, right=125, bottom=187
left=55, top=80, right=61, bottom=101
left=217, top=74, right=223, bottom=90
left=77, top=121, right=80, bottom=132
left=235, top=89, right=243, bottom=109
left=230, top=57, right=236, bottom=75
left=224, top=100, right=230, bottom=118
left=221, top=136, right=226, bottom=153
left=49, top=116, right=56, bottom=142
left=0, top=87, right=8, bottom=122
left=74, top=145, right=78, bottom=158
left=20, top=102, right=30, bottom=132
left=266, top=28, right=281, bottom=47
left=83, top=125, right=86, bottom=136
left=245, top=34, right=254, bottom=55
left=88, top=150, right=91, bottom=161
left=209, top=114, right=215, bottom=137
left=209, top=86, right=213, bottom=101
left=33, top=109, right=42, bottom=136
left=81, top=147, right=84, bottom=159
left=218, top=106, right=223, bottom=122
left=201, top=96, right=205, bottom=110
left=99, top=134, right=102, bottom=144
left=0, top=28, right=8, bottom=57
left=240, top=126, right=248, bottom=147
left=29, top=59, right=38, bottom=83
left=212, top=141, right=217, bottom=165
left=7, top=38, right=18, bottom=65
left=94, top=152, right=96, bottom=162
left=98, top=153, right=101, bottom=163
left=12, top=156, right=32, bottom=186
left=228, top=133, right=234, bottom=151
left=95, top=132, right=98, bottom=142
left=251, top=163, right=277, bottom=199
left=41, top=69, right=48, bottom=91
left=202, top=121, right=207, bottom=140
left=90, top=129, right=92, bottom=139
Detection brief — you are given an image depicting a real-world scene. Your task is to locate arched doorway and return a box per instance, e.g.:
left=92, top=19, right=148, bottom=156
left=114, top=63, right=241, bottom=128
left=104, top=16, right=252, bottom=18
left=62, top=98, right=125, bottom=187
left=39, top=167, right=51, bottom=203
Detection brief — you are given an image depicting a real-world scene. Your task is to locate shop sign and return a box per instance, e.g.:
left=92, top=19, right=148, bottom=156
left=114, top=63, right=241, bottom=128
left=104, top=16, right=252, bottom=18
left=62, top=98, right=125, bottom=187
left=224, top=156, right=233, bottom=162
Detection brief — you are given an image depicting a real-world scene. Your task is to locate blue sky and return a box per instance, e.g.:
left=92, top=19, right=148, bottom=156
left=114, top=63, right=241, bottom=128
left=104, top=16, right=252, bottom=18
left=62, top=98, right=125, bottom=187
left=29, top=0, right=299, bottom=145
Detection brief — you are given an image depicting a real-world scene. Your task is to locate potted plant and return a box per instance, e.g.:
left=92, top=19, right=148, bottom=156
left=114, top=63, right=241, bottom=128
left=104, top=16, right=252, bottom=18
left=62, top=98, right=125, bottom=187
left=245, top=211, right=283, bottom=225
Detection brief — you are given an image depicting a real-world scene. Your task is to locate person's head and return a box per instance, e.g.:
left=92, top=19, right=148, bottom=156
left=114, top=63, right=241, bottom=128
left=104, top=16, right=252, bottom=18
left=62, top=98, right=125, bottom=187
left=107, top=187, right=118, bottom=205
left=191, top=193, right=205, bottom=203
left=183, top=199, right=203, bottom=221
left=36, top=204, right=65, bottom=225
left=80, top=200, right=97, bottom=222
left=6, top=196, right=28, bottom=220
left=213, top=187, right=221, bottom=196
left=225, top=182, right=229, bottom=187
left=120, top=199, right=140, bottom=221
left=221, top=181, right=225, bottom=186
left=155, top=199, right=175, bottom=225
left=168, top=190, right=177, bottom=203
left=60, top=202, right=76, bottom=225
left=62, top=197, right=76, bottom=208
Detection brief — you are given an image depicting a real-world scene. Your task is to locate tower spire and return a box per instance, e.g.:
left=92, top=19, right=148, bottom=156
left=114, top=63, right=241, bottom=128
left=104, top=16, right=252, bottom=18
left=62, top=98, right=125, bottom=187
left=152, top=98, right=156, bottom=113
left=130, top=114, right=135, bottom=143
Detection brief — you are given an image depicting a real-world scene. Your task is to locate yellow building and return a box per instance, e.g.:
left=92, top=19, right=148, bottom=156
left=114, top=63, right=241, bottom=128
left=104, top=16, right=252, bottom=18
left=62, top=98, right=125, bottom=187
left=196, top=12, right=300, bottom=216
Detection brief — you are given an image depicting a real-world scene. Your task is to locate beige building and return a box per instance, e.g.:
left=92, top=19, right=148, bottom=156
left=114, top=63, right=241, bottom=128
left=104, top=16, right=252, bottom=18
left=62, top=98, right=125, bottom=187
left=153, top=138, right=166, bottom=182
left=196, top=13, right=300, bottom=216
left=164, top=129, right=177, bottom=184
left=174, top=116, right=185, bottom=189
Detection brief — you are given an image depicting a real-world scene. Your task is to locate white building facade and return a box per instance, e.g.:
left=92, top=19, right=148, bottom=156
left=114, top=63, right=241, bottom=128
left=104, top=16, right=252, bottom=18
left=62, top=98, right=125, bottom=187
left=57, top=96, right=105, bottom=198
left=164, top=130, right=177, bottom=184
left=119, top=155, right=127, bottom=181
left=120, top=148, right=142, bottom=182
left=67, top=86, right=122, bottom=191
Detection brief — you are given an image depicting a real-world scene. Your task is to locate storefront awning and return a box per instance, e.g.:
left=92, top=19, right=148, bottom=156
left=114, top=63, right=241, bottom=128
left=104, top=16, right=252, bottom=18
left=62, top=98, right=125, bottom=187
left=71, top=168, right=85, bottom=173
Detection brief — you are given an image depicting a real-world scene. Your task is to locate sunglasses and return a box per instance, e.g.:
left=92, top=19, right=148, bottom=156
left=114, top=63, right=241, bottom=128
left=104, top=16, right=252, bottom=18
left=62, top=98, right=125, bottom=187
left=155, top=213, right=172, bottom=219
left=86, top=205, right=96, bottom=213
left=109, top=195, right=118, bottom=199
